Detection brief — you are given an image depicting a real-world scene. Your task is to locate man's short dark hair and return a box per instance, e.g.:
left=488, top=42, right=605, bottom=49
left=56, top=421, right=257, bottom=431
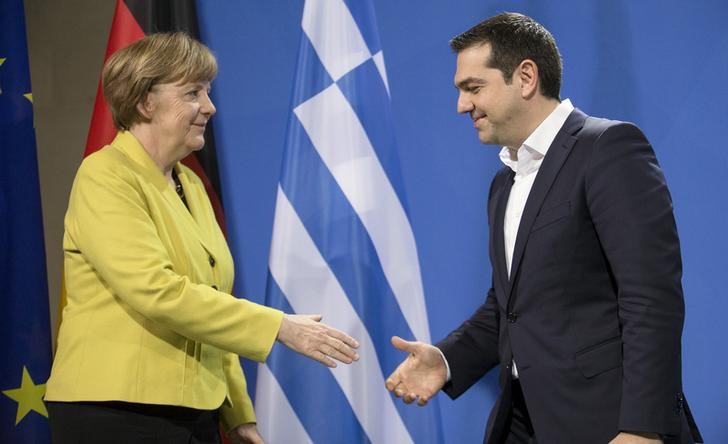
left=450, top=12, right=562, bottom=100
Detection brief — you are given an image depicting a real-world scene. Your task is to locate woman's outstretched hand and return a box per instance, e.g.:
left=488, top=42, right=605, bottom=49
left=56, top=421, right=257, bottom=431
left=276, top=314, right=360, bottom=367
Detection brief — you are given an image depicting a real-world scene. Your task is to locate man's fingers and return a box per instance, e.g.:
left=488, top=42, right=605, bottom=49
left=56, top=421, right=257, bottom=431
left=391, top=335, right=417, bottom=354
left=394, top=389, right=429, bottom=406
left=384, top=378, right=398, bottom=391
left=388, top=379, right=432, bottom=407
left=385, top=370, right=401, bottom=391
left=403, top=392, right=418, bottom=404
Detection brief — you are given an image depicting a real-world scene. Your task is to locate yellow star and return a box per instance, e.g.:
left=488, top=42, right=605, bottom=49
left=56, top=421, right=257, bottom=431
left=0, top=58, right=32, bottom=102
left=2, top=366, right=48, bottom=425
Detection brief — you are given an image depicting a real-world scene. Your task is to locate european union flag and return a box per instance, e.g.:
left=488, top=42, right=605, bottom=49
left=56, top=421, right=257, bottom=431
left=0, top=0, right=53, bottom=442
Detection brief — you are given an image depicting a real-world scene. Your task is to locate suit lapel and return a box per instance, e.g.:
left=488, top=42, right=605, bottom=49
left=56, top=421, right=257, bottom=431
left=506, top=109, right=587, bottom=300
left=175, top=164, right=219, bottom=254
left=111, top=131, right=217, bottom=255
left=166, top=164, right=218, bottom=257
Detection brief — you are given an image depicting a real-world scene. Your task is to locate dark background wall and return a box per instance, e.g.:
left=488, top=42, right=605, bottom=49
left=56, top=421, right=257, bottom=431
left=28, top=1, right=727, bottom=442
left=25, top=0, right=114, bottom=337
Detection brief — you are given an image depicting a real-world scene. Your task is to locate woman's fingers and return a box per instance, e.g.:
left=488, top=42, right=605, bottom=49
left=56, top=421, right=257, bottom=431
left=278, top=314, right=360, bottom=366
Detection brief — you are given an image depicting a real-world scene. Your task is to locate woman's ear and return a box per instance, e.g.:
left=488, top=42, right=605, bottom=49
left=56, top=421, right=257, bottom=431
left=137, top=92, right=155, bottom=120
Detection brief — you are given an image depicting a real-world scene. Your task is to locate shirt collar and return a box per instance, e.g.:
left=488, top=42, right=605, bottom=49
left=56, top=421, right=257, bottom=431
left=499, top=98, right=574, bottom=175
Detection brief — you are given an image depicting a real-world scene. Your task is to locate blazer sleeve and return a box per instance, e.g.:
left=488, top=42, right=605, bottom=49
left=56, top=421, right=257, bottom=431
left=66, top=154, right=284, bottom=362
left=219, top=352, right=257, bottom=430
left=585, top=122, right=685, bottom=434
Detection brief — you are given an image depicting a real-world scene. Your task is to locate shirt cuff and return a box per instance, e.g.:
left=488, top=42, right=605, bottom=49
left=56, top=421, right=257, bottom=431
left=434, top=346, right=452, bottom=381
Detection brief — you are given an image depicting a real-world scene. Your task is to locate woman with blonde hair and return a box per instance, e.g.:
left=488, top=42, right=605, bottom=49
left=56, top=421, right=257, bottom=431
left=45, top=32, right=359, bottom=444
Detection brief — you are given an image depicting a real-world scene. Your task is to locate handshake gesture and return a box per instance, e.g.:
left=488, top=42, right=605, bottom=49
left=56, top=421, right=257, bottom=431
left=275, top=316, right=448, bottom=406
left=275, top=316, right=447, bottom=406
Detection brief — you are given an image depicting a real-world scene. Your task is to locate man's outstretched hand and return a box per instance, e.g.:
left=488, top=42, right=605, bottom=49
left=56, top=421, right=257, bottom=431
left=385, top=336, right=448, bottom=406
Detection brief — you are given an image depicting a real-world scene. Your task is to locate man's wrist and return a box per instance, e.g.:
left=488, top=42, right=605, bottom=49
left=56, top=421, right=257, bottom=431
left=433, top=346, right=452, bottom=381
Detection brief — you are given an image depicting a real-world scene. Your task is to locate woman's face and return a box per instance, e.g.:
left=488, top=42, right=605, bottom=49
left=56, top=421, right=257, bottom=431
left=144, top=80, right=216, bottom=154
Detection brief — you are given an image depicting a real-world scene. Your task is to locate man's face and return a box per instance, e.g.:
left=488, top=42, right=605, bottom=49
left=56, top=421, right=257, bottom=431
left=454, top=44, right=524, bottom=148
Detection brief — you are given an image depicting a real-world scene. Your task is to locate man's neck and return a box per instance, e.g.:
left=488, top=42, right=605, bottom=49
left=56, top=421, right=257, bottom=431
left=506, top=97, right=562, bottom=156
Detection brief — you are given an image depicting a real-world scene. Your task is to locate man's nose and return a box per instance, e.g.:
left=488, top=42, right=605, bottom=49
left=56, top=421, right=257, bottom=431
left=456, top=93, right=473, bottom=114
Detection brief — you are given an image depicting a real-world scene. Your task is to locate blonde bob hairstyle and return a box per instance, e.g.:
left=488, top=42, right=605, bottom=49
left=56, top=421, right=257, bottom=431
left=102, top=32, right=218, bottom=131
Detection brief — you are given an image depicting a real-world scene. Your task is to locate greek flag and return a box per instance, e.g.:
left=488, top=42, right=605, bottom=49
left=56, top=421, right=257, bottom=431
left=254, top=0, right=443, bottom=442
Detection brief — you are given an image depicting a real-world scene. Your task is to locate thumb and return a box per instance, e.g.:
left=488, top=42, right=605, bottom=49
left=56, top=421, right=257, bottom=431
left=307, top=314, right=323, bottom=322
left=391, top=335, right=418, bottom=353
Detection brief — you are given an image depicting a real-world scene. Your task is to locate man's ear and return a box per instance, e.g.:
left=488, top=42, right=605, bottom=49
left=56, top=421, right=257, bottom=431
left=517, top=59, right=539, bottom=99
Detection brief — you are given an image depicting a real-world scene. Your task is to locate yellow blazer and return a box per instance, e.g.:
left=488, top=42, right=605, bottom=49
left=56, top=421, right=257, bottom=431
left=45, top=131, right=284, bottom=430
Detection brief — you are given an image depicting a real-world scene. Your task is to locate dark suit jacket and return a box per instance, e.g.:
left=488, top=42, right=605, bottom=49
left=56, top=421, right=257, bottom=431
left=437, top=109, right=702, bottom=443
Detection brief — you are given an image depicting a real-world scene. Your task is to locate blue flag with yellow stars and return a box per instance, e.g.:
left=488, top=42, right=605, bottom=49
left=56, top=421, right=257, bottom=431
left=0, top=0, right=53, bottom=442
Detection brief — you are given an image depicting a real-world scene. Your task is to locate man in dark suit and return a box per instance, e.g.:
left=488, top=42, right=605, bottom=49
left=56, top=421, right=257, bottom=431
left=385, top=12, right=702, bottom=444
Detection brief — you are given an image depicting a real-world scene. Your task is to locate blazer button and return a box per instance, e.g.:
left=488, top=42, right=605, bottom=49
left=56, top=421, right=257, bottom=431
left=507, top=312, right=518, bottom=323
left=208, top=255, right=216, bottom=267
left=674, top=393, right=684, bottom=415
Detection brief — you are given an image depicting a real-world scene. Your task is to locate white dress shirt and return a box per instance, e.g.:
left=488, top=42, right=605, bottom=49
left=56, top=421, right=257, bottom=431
left=500, top=98, right=574, bottom=378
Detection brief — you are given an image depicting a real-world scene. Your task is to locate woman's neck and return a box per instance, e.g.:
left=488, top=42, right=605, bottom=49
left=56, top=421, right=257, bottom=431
left=129, top=125, right=177, bottom=180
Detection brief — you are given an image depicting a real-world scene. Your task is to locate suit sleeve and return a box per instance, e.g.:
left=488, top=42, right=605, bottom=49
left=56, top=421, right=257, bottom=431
left=66, top=155, right=284, bottom=361
left=585, top=122, right=685, bottom=434
left=435, top=171, right=506, bottom=398
left=437, top=285, right=500, bottom=398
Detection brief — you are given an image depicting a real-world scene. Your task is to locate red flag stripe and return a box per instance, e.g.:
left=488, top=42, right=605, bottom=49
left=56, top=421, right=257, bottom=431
left=84, top=0, right=144, bottom=157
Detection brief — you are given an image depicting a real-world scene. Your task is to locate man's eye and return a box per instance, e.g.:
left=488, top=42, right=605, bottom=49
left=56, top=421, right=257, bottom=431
left=187, top=89, right=200, bottom=97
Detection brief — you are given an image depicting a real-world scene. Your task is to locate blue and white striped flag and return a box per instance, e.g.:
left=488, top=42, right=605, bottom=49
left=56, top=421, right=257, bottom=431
left=254, top=0, right=444, bottom=442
